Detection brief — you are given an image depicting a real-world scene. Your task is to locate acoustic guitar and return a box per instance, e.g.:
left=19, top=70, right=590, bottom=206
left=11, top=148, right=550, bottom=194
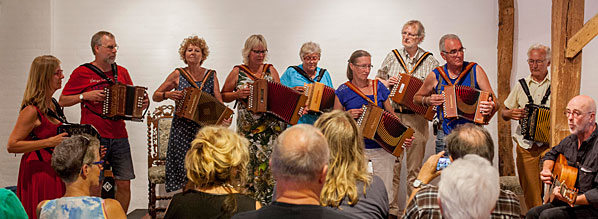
left=543, top=154, right=579, bottom=206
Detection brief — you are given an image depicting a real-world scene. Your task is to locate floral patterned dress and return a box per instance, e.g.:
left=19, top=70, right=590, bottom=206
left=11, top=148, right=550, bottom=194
left=165, top=69, right=215, bottom=192
left=235, top=64, right=286, bottom=204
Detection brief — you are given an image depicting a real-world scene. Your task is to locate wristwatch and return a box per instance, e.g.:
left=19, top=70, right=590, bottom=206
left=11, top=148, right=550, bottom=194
left=79, top=94, right=84, bottom=101
left=413, top=179, right=423, bottom=188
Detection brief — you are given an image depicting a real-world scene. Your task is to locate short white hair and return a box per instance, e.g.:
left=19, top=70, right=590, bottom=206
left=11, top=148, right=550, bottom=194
left=527, top=43, right=551, bottom=61
left=299, top=41, right=321, bottom=60
left=438, top=154, right=500, bottom=219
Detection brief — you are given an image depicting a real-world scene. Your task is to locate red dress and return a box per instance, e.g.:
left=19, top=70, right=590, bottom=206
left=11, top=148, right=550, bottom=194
left=16, top=106, right=66, bottom=218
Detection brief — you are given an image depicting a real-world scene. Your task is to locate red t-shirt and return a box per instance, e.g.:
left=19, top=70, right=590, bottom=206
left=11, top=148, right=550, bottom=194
left=62, top=64, right=133, bottom=138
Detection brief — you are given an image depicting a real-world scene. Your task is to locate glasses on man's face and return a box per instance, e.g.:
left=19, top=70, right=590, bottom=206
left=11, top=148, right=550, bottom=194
left=303, top=55, right=320, bottom=61
left=564, top=110, right=592, bottom=118
left=252, top=50, right=268, bottom=54
left=354, top=64, right=373, bottom=69
left=527, top=59, right=546, bottom=65
left=101, top=44, right=119, bottom=51
left=442, top=47, right=466, bottom=56
left=402, top=31, right=419, bottom=38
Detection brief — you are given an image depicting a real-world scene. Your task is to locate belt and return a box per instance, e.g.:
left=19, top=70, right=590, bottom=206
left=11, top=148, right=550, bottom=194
left=394, top=108, right=416, bottom=114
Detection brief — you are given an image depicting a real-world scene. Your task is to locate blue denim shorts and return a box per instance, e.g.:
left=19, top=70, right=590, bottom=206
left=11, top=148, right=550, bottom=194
left=100, top=138, right=135, bottom=180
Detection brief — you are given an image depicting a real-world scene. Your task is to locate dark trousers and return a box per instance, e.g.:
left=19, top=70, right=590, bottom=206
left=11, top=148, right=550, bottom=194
left=526, top=200, right=598, bottom=219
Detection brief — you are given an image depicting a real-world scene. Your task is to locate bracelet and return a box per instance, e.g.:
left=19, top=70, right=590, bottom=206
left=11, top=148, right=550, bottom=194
left=423, top=97, right=428, bottom=107
left=162, top=91, right=167, bottom=100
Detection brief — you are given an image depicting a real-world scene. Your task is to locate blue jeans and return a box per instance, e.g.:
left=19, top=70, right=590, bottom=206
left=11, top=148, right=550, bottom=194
left=435, top=130, right=447, bottom=154
left=100, top=138, right=135, bottom=180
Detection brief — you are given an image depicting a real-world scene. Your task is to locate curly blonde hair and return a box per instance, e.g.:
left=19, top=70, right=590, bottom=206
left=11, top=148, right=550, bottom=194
left=178, top=35, right=209, bottom=65
left=185, top=126, right=250, bottom=214
left=315, top=110, right=371, bottom=207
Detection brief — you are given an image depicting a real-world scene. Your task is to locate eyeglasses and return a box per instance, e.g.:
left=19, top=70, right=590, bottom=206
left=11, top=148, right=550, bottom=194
left=442, top=47, right=466, bottom=56
left=101, top=44, right=119, bottom=51
left=527, top=59, right=546, bottom=65
left=303, top=55, right=320, bottom=61
left=353, top=64, right=373, bottom=69
left=252, top=50, right=268, bottom=54
left=402, top=31, right=419, bottom=38
left=55, top=69, right=63, bottom=75
left=564, top=110, right=592, bottom=118
left=89, top=160, right=104, bottom=167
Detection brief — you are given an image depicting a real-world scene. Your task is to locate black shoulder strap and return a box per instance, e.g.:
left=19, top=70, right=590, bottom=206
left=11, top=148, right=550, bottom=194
left=315, top=68, right=326, bottom=82
left=288, top=66, right=315, bottom=83
left=82, top=63, right=117, bottom=84
left=48, top=98, right=68, bottom=123
left=518, top=78, right=535, bottom=104
left=540, top=85, right=551, bottom=105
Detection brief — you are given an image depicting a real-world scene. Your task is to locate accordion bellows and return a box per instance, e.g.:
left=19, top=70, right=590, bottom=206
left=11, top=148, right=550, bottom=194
left=248, top=79, right=307, bottom=125
left=389, top=73, right=435, bottom=120
left=102, top=83, right=146, bottom=121
left=304, top=82, right=335, bottom=113
left=520, top=104, right=550, bottom=144
left=357, top=104, right=414, bottom=157
left=443, top=85, right=493, bottom=124
left=175, top=87, right=233, bottom=125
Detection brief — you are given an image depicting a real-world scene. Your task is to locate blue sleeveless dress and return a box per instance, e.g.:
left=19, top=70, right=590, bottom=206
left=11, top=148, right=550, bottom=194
left=39, top=196, right=106, bottom=219
left=165, top=69, right=215, bottom=192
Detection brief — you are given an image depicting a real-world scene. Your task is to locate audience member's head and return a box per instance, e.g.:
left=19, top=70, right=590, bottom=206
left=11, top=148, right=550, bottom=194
left=315, top=110, right=371, bottom=207
left=185, top=126, right=250, bottom=213
left=270, top=124, right=329, bottom=188
left=445, top=123, right=494, bottom=161
left=438, top=154, right=500, bottom=219
left=51, top=134, right=101, bottom=185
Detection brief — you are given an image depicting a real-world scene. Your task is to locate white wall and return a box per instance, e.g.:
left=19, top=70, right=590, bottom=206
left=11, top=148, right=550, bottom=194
left=1, top=0, right=597, bottom=213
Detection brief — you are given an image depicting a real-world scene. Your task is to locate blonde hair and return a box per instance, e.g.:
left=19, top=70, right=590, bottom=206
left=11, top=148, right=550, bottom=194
left=242, top=34, right=268, bottom=65
left=185, top=126, right=250, bottom=214
left=178, top=35, right=210, bottom=65
left=315, top=110, right=371, bottom=207
left=21, top=55, right=61, bottom=113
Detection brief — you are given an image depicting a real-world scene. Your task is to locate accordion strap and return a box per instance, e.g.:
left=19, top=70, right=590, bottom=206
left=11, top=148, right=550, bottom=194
left=47, top=98, right=68, bottom=123
left=345, top=79, right=379, bottom=106
left=177, top=68, right=200, bottom=89
left=237, top=64, right=271, bottom=81
left=392, top=49, right=432, bottom=75
left=435, top=62, right=476, bottom=87
left=198, top=70, right=213, bottom=91
left=82, top=63, right=118, bottom=84
left=518, top=78, right=535, bottom=104
left=541, top=86, right=551, bottom=105
left=288, top=66, right=327, bottom=83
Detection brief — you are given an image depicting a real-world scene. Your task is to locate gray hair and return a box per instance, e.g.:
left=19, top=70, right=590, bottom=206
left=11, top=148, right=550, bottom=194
left=271, top=124, right=329, bottom=182
left=51, top=134, right=100, bottom=183
left=242, top=34, right=268, bottom=65
left=403, top=20, right=426, bottom=41
left=91, top=31, right=115, bottom=55
left=438, top=154, right=500, bottom=219
left=446, top=123, right=494, bottom=162
left=300, top=42, right=322, bottom=60
left=438, top=34, right=462, bottom=53
left=527, top=43, right=551, bottom=61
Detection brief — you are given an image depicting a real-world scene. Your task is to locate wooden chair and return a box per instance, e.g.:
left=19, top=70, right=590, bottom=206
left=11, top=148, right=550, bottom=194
left=147, top=105, right=174, bottom=219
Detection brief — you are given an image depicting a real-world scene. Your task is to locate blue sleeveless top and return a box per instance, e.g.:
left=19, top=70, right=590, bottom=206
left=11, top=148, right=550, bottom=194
left=39, top=196, right=106, bottom=219
left=433, top=62, right=479, bottom=134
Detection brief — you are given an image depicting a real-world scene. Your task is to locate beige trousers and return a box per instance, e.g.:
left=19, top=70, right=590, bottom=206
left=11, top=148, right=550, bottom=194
left=516, top=143, right=550, bottom=210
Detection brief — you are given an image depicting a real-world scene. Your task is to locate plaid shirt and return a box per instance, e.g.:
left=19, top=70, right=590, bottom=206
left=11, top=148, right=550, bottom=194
left=403, top=184, right=522, bottom=219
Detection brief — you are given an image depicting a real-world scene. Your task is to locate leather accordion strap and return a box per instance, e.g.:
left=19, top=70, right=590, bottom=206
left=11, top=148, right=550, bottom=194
left=435, top=62, right=476, bottom=86
left=392, top=49, right=432, bottom=75
left=198, top=70, right=213, bottom=91
left=177, top=68, right=200, bottom=89
left=237, top=64, right=271, bottom=81
left=82, top=63, right=118, bottom=84
left=518, top=78, right=535, bottom=104
left=540, top=85, right=551, bottom=105
left=345, top=79, right=379, bottom=106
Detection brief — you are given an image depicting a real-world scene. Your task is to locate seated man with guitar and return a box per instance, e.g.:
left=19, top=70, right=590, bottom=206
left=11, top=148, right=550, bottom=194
left=527, top=95, right=598, bottom=218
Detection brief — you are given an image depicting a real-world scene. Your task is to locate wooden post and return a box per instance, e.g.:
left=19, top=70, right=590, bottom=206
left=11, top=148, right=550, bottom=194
left=497, top=0, right=515, bottom=176
left=551, top=0, right=584, bottom=145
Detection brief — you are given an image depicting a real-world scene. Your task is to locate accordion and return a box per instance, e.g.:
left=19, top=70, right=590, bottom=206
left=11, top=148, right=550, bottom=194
left=102, top=83, right=147, bottom=121
left=520, top=104, right=550, bottom=144
left=175, top=87, right=233, bottom=125
left=356, top=104, right=415, bottom=157
left=303, top=82, right=335, bottom=113
left=389, top=73, right=435, bottom=120
left=57, top=123, right=101, bottom=139
left=442, top=85, right=494, bottom=124
left=247, top=79, right=307, bottom=125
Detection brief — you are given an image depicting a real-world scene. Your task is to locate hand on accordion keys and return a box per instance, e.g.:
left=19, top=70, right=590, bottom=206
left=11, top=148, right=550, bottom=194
left=402, top=136, right=415, bottom=148
left=142, top=92, right=150, bottom=110
left=508, top=108, right=526, bottom=120
left=428, top=94, right=445, bottom=106
left=292, top=86, right=305, bottom=92
left=220, top=117, right=233, bottom=127
left=388, top=76, right=399, bottom=86
left=478, top=95, right=495, bottom=115
left=348, top=108, right=364, bottom=119
left=83, top=90, right=106, bottom=103
left=166, top=90, right=184, bottom=100
left=236, top=87, right=251, bottom=99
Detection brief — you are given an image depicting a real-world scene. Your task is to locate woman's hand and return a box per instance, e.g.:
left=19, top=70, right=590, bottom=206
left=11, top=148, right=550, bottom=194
left=166, top=90, right=184, bottom=100
left=293, top=86, right=305, bottom=93
left=46, top=132, right=68, bottom=148
left=220, top=117, right=233, bottom=127
left=347, top=108, right=364, bottom=119
left=236, top=87, right=251, bottom=99
left=428, top=94, right=445, bottom=106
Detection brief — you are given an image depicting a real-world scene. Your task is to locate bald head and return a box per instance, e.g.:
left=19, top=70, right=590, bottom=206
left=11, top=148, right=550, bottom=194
left=568, top=95, right=596, bottom=115
left=270, top=124, right=329, bottom=182
left=566, top=95, right=597, bottom=136
left=446, top=123, right=494, bottom=162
